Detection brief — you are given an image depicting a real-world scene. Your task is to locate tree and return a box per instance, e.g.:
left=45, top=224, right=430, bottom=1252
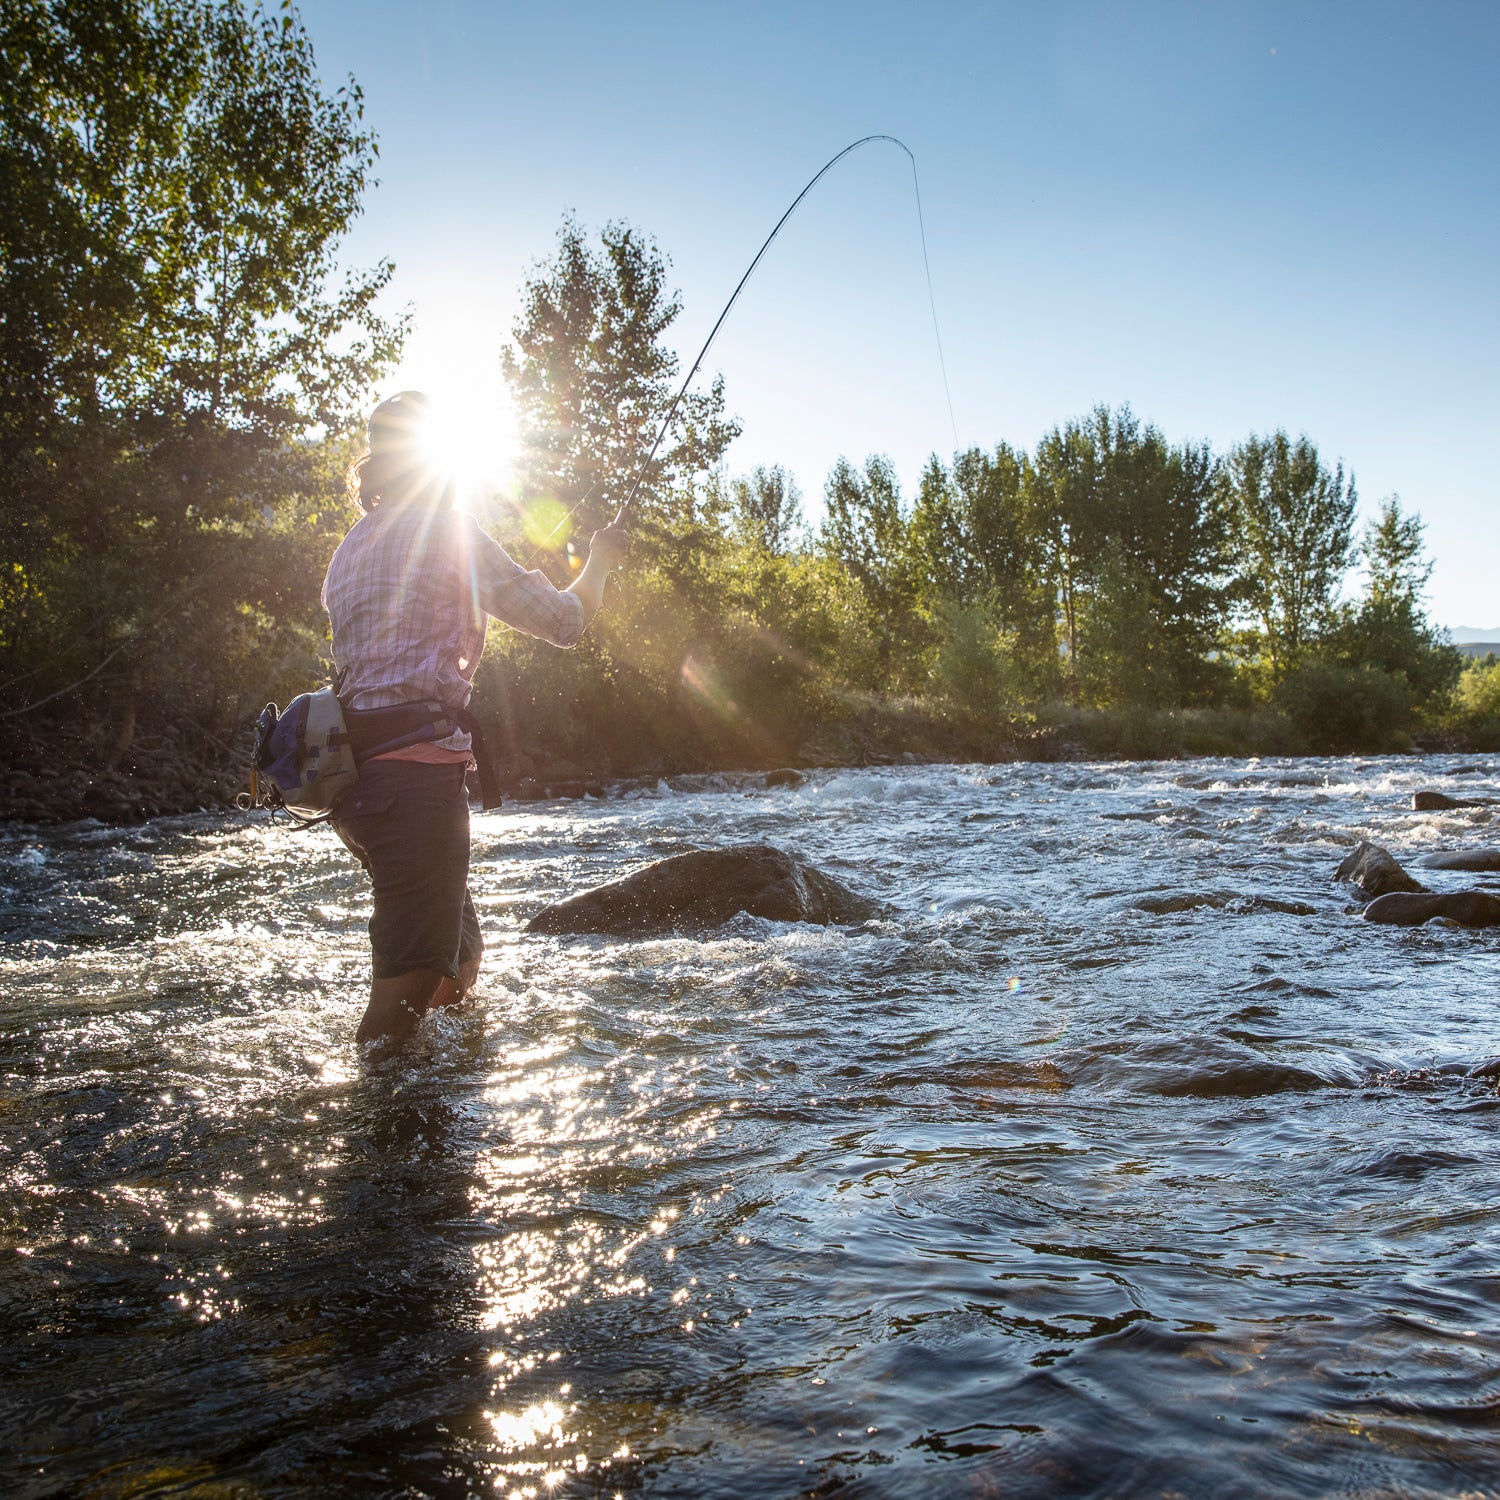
left=1028, top=406, right=1233, bottom=705
left=1323, top=495, right=1462, bottom=709
left=501, top=217, right=740, bottom=552
left=1222, top=431, right=1357, bottom=676
left=729, top=465, right=802, bottom=555
left=819, top=454, right=921, bottom=685
left=1361, top=493, right=1432, bottom=608
left=0, top=0, right=402, bottom=753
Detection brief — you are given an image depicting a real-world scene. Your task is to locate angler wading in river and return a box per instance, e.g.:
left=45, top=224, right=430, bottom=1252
left=322, top=391, right=629, bottom=1046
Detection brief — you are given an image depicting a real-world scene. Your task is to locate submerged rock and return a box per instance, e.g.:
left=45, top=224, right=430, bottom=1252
left=527, top=843, right=881, bottom=937
left=1363, top=891, right=1500, bottom=928
left=1417, top=848, right=1500, bottom=872
left=1335, top=840, right=1426, bottom=897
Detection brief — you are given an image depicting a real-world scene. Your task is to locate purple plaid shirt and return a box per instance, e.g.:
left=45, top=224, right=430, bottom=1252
left=322, top=502, right=584, bottom=752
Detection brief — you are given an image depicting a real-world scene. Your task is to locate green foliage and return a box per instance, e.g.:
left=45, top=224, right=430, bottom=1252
left=1321, top=495, right=1461, bottom=710
left=1273, top=661, right=1413, bottom=753
left=727, top=465, right=802, bottom=555
left=0, top=0, right=400, bottom=765
left=1221, top=431, right=1357, bottom=675
left=1458, top=655, right=1500, bottom=717
left=1029, top=406, right=1233, bottom=707
left=501, top=217, right=740, bottom=556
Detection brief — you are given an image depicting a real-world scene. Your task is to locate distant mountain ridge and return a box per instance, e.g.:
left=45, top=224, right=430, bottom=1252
left=1448, top=627, right=1500, bottom=643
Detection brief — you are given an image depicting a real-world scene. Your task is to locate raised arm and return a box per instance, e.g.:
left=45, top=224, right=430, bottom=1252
left=565, top=523, right=631, bottom=630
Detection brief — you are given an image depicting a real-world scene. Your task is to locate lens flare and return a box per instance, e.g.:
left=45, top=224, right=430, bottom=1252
left=519, top=497, right=573, bottom=552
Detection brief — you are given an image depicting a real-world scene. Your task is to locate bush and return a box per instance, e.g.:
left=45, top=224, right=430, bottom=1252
left=1457, top=655, right=1500, bottom=718
left=1273, top=661, right=1413, bottom=753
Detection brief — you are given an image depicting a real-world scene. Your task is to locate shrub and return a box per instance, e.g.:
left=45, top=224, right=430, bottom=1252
left=1456, top=655, right=1500, bottom=719
left=1273, top=661, right=1413, bottom=753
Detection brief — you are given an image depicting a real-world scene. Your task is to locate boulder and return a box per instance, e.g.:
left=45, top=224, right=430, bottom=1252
left=1413, top=790, right=1489, bottom=811
left=763, top=768, right=807, bottom=789
left=1335, top=840, right=1426, bottom=897
left=1363, top=891, right=1500, bottom=928
left=1416, top=848, right=1500, bottom=872
left=527, top=843, right=881, bottom=937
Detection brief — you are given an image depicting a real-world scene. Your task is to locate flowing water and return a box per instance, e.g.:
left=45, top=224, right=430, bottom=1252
left=3, top=756, right=1500, bottom=1499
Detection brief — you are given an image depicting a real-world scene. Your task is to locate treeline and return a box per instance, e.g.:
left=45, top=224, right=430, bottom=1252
left=473, top=224, right=1485, bottom=778
left=2, top=2, right=1495, bottom=822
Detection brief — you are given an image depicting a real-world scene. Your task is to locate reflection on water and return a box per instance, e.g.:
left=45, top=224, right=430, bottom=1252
left=3, top=756, right=1500, bottom=1497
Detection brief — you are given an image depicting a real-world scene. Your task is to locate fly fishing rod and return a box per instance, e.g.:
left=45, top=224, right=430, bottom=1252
left=517, top=133, right=956, bottom=565
left=609, top=132, right=957, bottom=526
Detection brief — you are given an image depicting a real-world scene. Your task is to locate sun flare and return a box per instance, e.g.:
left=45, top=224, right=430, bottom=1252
left=383, top=319, right=519, bottom=513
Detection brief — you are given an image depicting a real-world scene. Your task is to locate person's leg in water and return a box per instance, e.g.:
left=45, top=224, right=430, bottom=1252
left=357, top=968, right=444, bottom=1044
left=431, top=891, right=482, bottom=1010
left=334, top=762, right=477, bottom=1045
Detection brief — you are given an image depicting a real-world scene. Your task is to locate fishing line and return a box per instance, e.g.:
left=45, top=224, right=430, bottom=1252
left=611, top=132, right=958, bottom=522
left=520, top=133, right=957, bottom=561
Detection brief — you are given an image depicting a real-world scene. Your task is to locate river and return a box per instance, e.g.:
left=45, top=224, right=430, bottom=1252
left=3, top=755, right=1499, bottom=1498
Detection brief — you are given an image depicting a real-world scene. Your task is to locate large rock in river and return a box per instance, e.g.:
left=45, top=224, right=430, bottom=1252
left=1363, top=891, right=1500, bottom=928
left=1417, top=848, right=1500, bottom=872
left=1335, top=840, right=1426, bottom=897
left=527, top=843, right=881, bottom=937
left=1412, top=790, right=1494, bottom=811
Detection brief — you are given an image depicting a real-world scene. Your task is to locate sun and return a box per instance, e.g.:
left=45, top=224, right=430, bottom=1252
left=383, top=322, right=519, bottom=512
left=419, top=378, right=517, bottom=510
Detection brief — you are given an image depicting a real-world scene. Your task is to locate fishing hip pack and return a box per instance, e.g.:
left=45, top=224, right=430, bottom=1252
left=243, top=692, right=501, bottom=826
left=245, top=687, right=359, bottom=824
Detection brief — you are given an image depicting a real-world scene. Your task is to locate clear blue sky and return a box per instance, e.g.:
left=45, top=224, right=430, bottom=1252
left=300, top=0, right=1498, bottom=629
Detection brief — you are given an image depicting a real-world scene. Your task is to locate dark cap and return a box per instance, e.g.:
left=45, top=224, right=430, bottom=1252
left=367, top=390, right=431, bottom=456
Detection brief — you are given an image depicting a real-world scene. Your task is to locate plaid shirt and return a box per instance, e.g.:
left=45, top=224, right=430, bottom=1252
left=322, top=502, right=583, bottom=751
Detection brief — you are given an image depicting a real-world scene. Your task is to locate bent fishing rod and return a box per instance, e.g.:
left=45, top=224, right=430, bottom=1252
left=521, top=133, right=955, bottom=564
left=610, top=132, right=956, bottom=526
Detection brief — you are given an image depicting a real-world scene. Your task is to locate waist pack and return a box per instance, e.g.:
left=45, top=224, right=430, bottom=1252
left=244, top=690, right=500, bottom=826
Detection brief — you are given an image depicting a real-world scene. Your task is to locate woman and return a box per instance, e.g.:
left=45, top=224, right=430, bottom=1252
left=324, top=391, right=628, bottom=1046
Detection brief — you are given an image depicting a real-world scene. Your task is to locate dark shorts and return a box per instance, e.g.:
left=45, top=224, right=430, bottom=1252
left=331, top=759, right=483, bottom=981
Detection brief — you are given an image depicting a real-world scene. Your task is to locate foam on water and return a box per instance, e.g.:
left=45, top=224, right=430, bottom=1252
left=2, top=755, right=1500, bottom=1498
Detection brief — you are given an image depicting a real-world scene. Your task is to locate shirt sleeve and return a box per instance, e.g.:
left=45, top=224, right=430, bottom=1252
left=467, top=517, right=585, bottom=648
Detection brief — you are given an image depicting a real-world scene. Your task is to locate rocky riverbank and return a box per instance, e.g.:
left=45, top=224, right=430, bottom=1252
left=1, top=713, right=1488, bottom=827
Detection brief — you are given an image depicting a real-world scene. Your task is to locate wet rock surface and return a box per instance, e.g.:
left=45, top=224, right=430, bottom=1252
left=527, top=842, right=882, bottom=936
left=1417, top=848, right=1500, bottom=872
left=1335, top=840, right=1427, bottom=897
left=1412, top=789, right=1495, bottom=810
left=1363, top=891, right=1500, bottom=927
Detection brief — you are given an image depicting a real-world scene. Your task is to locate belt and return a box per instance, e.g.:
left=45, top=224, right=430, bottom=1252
left=343, top=701, right=502, bottom=810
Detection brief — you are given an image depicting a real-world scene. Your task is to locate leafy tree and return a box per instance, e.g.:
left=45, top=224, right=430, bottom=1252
left=1323, top=495, right=1462, bottom=708
left=0, top=0, right=401, bottom=756
left=1029, top=417, right=1100, bottom=691
left=1222, top=431, right=1357, bottom=676
left=1362, top=493, right=1431, bottom=607
left=501, top=216, right=740, bottom=554
left=818, top=454, right=923, bottom=682
left=1455, top=654, right=1500, bottom=729
left=1029, top=406, right=1233, bottom=705
left=728, top=465, right=802, bottom=555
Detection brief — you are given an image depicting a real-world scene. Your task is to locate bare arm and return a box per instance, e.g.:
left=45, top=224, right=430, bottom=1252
left=566, top=523, right=631, bottom=630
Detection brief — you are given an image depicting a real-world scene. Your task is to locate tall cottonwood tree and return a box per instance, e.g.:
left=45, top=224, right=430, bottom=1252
left=502, top=217, right=740, bottom=554
left=1028, top=406, right=1232, bottom=705
left=1222, top=431, right=1357, bottom=676
left=729, top=465, right=803, bottom=555
left=1324, top=494, right=1462, bottom=706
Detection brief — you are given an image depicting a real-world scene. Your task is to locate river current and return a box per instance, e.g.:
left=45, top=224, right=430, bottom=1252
left=3, top=756, right=1499, bottom=1499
